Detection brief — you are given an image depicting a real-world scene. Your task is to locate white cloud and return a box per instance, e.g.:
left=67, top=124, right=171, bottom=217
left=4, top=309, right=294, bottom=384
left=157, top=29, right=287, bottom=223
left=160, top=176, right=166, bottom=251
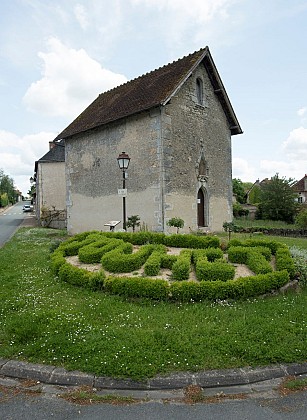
left=74, top=4, right=89, bottom=30
left=232, top=157, right=256, bottom=182
left=297, top=107, right=307, bottom=117
left=0, top=130, right=55, bottom=194
left=23, top=37, right=127, bottom=119
left=282, top=127, right=307, bottom=160
left=131, top=0, right=238, bottom=22
left=259, top=159, right=306, bottom=182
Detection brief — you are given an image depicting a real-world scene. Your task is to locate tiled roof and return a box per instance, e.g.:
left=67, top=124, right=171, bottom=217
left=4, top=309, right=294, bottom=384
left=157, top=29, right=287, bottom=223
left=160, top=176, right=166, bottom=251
left=293, top=175, right=307, bottom=192
left=35, top=142, right=65, bottom=173
left=55, top=47, right=242, bottom=141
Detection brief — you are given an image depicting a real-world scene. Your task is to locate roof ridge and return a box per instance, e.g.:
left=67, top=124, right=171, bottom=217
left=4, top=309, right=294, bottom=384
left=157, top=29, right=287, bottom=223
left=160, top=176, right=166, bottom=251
left=98, top=47, right=208, bottom=97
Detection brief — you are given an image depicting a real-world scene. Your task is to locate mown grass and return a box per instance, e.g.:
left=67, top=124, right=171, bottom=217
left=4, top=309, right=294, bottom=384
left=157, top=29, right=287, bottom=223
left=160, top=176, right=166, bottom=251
left=234, top=218, right=296, bottom=229
left=0, top=227, right=306, bottom=380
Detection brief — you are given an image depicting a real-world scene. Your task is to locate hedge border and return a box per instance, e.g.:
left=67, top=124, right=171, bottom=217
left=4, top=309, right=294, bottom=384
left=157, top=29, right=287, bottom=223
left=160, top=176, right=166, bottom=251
left=51, top=232, right=293, bottom=302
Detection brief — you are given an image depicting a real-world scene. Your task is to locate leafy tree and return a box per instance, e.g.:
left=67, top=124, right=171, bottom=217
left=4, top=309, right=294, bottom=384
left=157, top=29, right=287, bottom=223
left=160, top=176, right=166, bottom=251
left=0, top=170, right=16, bottom=206
left=248, top=184, right=261, bottom=204
left=167, top=217, right=184, bottom=233
left=295, top=209, right=307, bottom=229
left=259, top=173, right=299, bottom=223
left=232, top=178, right=246, bottom=203
left=126, top=215, right=141, bottom=232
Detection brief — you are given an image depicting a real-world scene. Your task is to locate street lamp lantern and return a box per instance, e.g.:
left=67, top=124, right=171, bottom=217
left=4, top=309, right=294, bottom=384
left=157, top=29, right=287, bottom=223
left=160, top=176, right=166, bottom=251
left=117, top=152, right=130, bottom=231
left=117, top=152, right=130, bottom=170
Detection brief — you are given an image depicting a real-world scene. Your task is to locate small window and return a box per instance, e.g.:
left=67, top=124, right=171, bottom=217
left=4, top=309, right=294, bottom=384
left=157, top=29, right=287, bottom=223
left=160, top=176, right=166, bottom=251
left=196, top=78, right=203, bottom=105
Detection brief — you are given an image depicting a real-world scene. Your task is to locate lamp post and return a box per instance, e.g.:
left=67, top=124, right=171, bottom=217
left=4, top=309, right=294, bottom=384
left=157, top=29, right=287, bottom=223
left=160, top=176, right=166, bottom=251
left=117, top=152, right=130, bottom=231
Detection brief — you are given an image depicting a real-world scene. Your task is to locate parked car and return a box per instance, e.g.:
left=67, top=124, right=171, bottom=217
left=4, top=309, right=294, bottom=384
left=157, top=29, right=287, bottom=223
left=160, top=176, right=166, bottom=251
left=22, top=204, right=32, bottom=212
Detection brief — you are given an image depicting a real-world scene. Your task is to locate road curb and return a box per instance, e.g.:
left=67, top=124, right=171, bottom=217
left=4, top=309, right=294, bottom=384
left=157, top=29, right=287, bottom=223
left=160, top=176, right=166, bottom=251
left=1, top=359, right=306, bottom=390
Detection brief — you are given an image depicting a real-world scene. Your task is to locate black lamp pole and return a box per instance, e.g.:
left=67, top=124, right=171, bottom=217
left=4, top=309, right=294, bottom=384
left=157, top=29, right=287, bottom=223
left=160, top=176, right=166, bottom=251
left=117, top=152, right=130, bottom=231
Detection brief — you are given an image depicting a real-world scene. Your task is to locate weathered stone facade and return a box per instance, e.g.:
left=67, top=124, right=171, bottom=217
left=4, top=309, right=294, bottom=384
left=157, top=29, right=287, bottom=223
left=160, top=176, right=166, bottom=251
left=58, top=48, right=242, bottom=234
left=35, top=143, right=66, bottom=229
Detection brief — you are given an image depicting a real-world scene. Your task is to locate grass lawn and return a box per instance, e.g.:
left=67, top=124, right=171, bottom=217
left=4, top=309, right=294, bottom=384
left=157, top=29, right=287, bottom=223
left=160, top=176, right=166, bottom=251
left=0, top=227, right=306, bottom=380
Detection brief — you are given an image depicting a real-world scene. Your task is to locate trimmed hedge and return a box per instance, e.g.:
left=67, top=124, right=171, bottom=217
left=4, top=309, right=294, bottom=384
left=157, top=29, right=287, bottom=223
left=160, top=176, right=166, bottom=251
left=104, top=276, right=169, bottom=300
left=58, top=262, right=105, bottom=290
left=169, top=271, right=289, bottom=302
left=192, top=247, right=224, bottom=263
left=78, top=238, right=124, bottom=264
left=246, top=250, right=273, bottom=274
left=101, top=243, right=155, bottom=273
left=172, top=250, right=192, bottom=281
left=228, top=238, right=285, bottom=255
left=50, top=231, right=294, bottom=302
left=196, top=259, right=235, bottom=282
left=275, top=248, right=296, bottom=278
left=143, top=245, right=167, bottom=276
left=228, top=246, right=272, bottom=275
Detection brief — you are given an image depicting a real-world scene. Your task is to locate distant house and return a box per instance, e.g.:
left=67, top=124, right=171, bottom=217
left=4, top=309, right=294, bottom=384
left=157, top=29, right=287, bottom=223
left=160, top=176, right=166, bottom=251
left=34, top=141, right=66, bottom=228
left=293, top=174, right=307, bottom=205
left=54, top=47, right=242, bottom=234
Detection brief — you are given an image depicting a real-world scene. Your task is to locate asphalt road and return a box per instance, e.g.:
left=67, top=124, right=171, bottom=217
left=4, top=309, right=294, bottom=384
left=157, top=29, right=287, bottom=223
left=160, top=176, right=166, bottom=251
left=0, top=202, right=30, bottom=247
left=0, top=386, right=306, bottom=420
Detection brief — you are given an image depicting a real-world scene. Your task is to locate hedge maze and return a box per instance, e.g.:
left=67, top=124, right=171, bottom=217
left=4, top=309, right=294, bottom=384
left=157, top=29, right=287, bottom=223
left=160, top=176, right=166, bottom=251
left=51, top=231, right=295, bottom=302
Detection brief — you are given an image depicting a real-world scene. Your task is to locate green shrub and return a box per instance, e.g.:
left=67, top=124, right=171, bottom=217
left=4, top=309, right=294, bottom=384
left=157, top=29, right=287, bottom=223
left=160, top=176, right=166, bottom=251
left=165, top=234, right=220, bottom=249
left=104, top=276, right=169, bottom=300
left=172, top=250, right=192, bottom=281
left=192, top=248, right=223, bottom=263
left=227, top=246, right=250, bottom=264
left=160, top=254, right=178, bottom=269
left=78, top=238, right=124, bottom=263
left=58, top=262, right=105, bottom=290
left=196, top=259, right=235, bottom=282
left=246, top=250, right=273, bottom=274
left=169, top=271, right=289, bottom=302
left=50, top=248, right=66, bottom=275
left=101, top=244, right=154, bottom=273
left=290, top=247, right=307, bottom=286
left=275, top=248, right=295, bottom=278
left=143, top=245, right=167, bottom=276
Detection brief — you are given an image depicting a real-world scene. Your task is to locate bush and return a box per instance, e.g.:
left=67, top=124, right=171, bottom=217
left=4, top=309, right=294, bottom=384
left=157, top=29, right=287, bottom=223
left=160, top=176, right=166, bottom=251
left=50, top=248, right=66, bottom=275
left=164, top=234, right=220, bottom=249
left=58, top=262, right=105, bottom=290
left=160, top=254, right=178, bottom=269
left=196, top=259, right=235, bottom=282
left=104, top=276, right=169, bottom=300
left=101, top=243, right=154, bottom=273
left=227, top=246, right=250, bottom=264
left=78, top=238, right=123, bottom=263
left=172, top=250, right=192, bottom=281
left=246, top=250, right=273, bottom=274
left=192, top=248, right=223, bottom=263
left=144, top=245, right=167, bottom=276
left=275, top=248, right=295, bottom=278
left=290, top=247, right=307, bottom=286
left=295, top=209, right=307, bottom=229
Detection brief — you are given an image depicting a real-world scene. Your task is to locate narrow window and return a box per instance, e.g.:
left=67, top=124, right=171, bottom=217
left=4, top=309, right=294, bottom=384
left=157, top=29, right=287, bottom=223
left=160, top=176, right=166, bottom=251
left=197, top=188, right=208, bottom=227
left=196, top=78, right=203, bottom=105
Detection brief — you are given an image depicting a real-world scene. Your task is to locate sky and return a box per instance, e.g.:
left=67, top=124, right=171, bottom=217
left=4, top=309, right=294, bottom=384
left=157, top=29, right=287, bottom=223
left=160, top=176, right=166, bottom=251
left=1, top=0, right=307, bottom=195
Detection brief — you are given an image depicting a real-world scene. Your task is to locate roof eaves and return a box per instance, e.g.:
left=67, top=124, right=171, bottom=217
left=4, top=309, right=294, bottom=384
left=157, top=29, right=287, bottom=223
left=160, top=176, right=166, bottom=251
left=203, top=50, right=243, bottom=136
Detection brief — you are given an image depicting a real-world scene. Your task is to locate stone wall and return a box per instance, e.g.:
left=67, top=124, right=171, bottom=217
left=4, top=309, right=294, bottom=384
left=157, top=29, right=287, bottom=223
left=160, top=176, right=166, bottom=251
left=65, top=63, right=233, bottom=234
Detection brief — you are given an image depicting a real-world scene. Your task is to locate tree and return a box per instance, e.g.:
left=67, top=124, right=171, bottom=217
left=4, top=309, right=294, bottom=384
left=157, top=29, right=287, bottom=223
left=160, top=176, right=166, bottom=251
left=259, top=173, right=299, bottom=223
left=232, top=178, right=246, bottom=204
left=167, top=217, right=184, bottom=233
left=126, top=215, right=141, bottom=232
left=0, top=170, right=17, bottom=206
left=295, top=209, right=307, bottom=229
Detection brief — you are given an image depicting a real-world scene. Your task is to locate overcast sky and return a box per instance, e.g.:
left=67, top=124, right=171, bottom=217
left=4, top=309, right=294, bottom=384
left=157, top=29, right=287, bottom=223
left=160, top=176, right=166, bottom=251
left=1, top=0, right=307, bottom=195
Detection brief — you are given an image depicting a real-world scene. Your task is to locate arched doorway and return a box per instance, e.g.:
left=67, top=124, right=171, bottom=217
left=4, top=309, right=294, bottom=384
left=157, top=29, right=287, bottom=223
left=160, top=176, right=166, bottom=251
left=197, top=188, right=208, bottom=227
